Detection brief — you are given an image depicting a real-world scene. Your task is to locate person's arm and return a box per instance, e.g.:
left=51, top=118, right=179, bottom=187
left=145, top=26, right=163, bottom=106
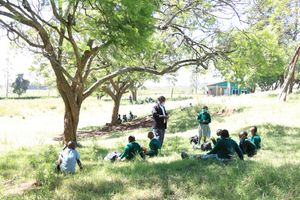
left=119, top=145, right=130, bottom=160
left=211, top=137, right=216, bottom=145
left=139, top=150, right=145, bottom=159
left=152, top=106, right=160, bottom=119
left=76, top=151, right=83, bottom=169
left=207, top=113, right=211, bottom=124
left=207, top=140, right=221, bottom=155
left=77, top=159, right=83, bottom=170
left=234, top=142, right=244, bottom=160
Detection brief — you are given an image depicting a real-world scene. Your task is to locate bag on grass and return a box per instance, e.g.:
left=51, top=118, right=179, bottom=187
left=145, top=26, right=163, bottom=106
left=104, top=152, right=120, bottom=161
left=190, top=135, right=199, bottom=145
left=201, top=142, right=212, bottom=151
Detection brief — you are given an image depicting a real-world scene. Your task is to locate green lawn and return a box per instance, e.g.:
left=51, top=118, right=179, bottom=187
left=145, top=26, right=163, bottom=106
left=1, top=91, right=300, bottom=199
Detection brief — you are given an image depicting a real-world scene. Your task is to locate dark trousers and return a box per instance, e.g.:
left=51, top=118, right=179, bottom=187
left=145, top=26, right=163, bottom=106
left=153, top=128, right=165, bottom=147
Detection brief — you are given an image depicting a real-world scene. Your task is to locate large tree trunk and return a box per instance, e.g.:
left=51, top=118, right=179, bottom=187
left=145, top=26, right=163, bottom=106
left=131, top=88, right=137, bottom=102
left=63, top=103, right=80, bottom=143
left=279, top=45, right=300, bottom=102
left=111, top=95, right=122, bottom=124
left=288, top=72, right=295, bottom=94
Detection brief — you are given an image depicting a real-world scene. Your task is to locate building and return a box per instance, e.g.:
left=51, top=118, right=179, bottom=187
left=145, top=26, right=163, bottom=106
left=206, top=81, right=250, bottom=96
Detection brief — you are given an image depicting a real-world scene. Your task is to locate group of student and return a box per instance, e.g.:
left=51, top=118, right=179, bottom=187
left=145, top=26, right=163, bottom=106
left=55, top=131, right=162, bottom=173
left=55, top=99, right=261, bottom=174
left=183, top=105, right=262, bottom=161
left=182, top=126, right=261, bottom=161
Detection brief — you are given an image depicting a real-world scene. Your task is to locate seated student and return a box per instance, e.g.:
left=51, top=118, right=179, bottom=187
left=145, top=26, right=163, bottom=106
left=182, top=129, right=243, bottom=161
left=211, top=129, right=223, bottom=145
left=56, top=141, right=83, bottom=174
left=142, top=132, right=161, bottom=157
left=239, top=131, right=257, bottom=157
left=117, top=136, right=145, bottom=161
left=250, top=126, right=261, bottom=149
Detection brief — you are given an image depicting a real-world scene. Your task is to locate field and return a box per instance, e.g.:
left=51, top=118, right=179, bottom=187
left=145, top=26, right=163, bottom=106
left=1, top=89, right=300, bottom=199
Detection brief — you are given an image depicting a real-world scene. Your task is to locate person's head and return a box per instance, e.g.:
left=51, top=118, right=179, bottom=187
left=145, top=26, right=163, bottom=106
left=128, top=135, right=135, bottom=143
left=67, top=141, right=76, bottom=150
left=239, top=131, right=248, bottom=139
left=202, top=105, right=208, bottom=111
left=250, top=126, right=257, bottom=135
left=216, top=129, right=222, bottom=136
left=158, top=96, right=166, bottom=105
left=221, top=129, right=230, bottom=138
left=148, top=131, right=154, bottom=139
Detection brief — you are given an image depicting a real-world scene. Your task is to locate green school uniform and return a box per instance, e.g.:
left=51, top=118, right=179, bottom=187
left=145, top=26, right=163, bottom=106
left=197, top=110, right=211, bottom=124
left=146, top=138, right=161, bottom=157
left=207, top=137, right=244, bottom=160
left=119, top=142, right=145, bottom=160
left=250, top=134, right=261, bottom=149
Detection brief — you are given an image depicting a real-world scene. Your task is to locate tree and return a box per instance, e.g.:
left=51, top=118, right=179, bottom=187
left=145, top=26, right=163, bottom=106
left=11, top=74, right=30, bottom=97
left=247, top=0, right=300, bottom=100
left=0, top=0, right=240, bottom=143
left=102, top=75, right=134, bottom=124
left=216, top=28, right=285, bottom=90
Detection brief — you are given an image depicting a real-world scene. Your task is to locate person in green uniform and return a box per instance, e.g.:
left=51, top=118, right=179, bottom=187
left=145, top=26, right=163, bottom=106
left=238, top=131, right=257, bottom=157
left=211, top=129, right=222, bottom=146
left=196, top=106, right=211, bottom=146
left=143, top=132, right=161, bottom=157
left=118, top=136, right=145, bottom=161
left=250, top=126, right=261, bottom=149
left=181, top=129, right=243, bottom=161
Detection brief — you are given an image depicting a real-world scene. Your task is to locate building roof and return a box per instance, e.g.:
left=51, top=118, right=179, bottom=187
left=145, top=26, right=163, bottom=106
left=207, top=81, right=237, bottom=87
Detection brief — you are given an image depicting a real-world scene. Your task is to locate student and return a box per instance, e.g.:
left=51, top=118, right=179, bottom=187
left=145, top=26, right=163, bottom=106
left=211, top=129, right=223, bottom=145
left=250, top=126, right=261, bottom=149
left=152, top=96, right=168, bottom=147
left=143, top=132, right=161, bottom=157
left=182, top=129, right=243, bottom=161
left=56, top=141, right=83, bottom=174
left=239, top=131, right=257, bottom=157
left=118, top=136, right=145, bottom=161
left=196, top=106, right=211, bottom=146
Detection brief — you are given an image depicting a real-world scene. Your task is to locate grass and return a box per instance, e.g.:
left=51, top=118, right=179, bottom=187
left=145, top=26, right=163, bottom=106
left=1, top=90, right=300, bottom=199
left=1, top=123, right=300, bottom=199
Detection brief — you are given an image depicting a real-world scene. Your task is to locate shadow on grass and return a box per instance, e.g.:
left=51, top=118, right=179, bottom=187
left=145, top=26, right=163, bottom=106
left=103, top=159, right=300, bottom=199
left=70, top=179, right=124, bottom=200
left=235, top=123, right=300, bottom=152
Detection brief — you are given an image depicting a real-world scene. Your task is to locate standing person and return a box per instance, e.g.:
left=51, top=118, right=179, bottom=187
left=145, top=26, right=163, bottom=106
left=152, top=96, right=168, bottom=147
left=197, top=106, right=211, bottom=146
left=250, top=126, right=261, bottom=149
left=56, top=141, right=83, bottom=174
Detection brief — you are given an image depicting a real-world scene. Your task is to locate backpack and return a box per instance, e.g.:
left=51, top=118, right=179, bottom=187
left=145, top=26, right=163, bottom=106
left=190, top=135, right=199, bottom=145
left=201, top=142, right=212, bottom=151
left=104, top=152, right=120, bottom=161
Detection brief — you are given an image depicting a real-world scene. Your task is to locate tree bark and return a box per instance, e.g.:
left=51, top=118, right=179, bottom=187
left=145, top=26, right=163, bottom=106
left=288, top=72, right=295, bottom=94
left=279, top=45, right=300, bottom=102
left=111, top=94, right=122, bottom=124
left=131, top=88, right=137, bottom=101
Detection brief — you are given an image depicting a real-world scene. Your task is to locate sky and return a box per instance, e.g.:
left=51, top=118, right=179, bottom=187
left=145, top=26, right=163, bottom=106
left=0, top=36, right=35, bottom=86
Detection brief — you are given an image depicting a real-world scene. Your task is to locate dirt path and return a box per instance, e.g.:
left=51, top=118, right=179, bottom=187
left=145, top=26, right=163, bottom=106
left=0, top=99, right=195, bottom=151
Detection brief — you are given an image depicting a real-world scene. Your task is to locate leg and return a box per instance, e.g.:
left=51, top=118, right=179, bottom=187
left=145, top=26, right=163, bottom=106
left=153, top=128, right=164, bottom=147
left=159, top=129, right=165, bottom=147
left=198, top=124, right=203, bottom=145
